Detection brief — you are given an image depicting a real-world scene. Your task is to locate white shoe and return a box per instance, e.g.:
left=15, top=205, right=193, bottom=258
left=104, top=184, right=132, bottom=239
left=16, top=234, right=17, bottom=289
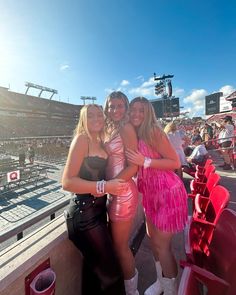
left=144, top=261, right=163, bottom=295
left=144, top=280, right=163, bottom=295
left=124, top=269, right=139, bottom=295
left=162, top=277, right=177, bottom=295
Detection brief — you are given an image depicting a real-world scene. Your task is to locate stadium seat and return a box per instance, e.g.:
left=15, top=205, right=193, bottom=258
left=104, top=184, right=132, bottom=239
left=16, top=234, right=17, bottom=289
left=178, top=264, right=229, bottom=295
left=189, top=172, right=220, bottom=199
left=185, top=186, right=230, bottom=264
left=193, top=185, right=230, bottom=222
left=195, top=158, right=213, bottom=174
left=182, top=209, right=236, bottom=295
left=194, top=164, right=215, bottom=182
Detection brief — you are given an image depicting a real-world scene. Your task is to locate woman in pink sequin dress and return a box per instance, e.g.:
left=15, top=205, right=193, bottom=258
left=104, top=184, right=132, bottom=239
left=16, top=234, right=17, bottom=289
left=126, top=97, right=188, bottom=295
left=104, top=91, right=139, bottom=295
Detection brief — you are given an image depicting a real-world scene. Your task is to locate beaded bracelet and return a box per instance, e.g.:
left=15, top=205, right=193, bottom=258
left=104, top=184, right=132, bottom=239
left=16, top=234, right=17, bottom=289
left=96, top=180, right=106, bottom=194
left=143, top=157, right=152, bottom=169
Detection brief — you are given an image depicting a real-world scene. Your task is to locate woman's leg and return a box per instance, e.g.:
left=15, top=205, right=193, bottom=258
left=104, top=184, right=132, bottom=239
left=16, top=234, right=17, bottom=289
left=75, top=223, right=126, bottom=295
left=146, top=217, right=177, bottom=278
left=110, top=219, right=136, bottom=279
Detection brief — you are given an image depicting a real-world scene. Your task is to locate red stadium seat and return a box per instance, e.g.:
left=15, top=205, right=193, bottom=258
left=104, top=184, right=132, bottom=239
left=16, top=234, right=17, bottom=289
left=195, top=158, right=213, bottom=174
left=185, top=186, right=230, bottom=264
left=178, top=264, right=229, bottom=295
left=189, top=172, right=220, bottom=198
left=193, top=185, right=229, bottom=223
left=182, top=209, right=236, bottom=295
left=194, top=164, right=215, bottom=182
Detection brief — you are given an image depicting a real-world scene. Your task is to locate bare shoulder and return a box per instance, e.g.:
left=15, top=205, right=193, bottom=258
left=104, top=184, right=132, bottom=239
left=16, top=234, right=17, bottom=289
left=120, top=122, right=136, bottom=135
left=70, top=134, right=89, bottom=151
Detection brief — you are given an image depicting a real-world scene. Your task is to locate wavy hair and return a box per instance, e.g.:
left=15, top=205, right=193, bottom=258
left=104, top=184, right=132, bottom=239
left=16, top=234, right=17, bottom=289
left=103, top=91, right=129, bottom=139
left=164, top=121, right=177, bottom=134
left=74, top=104, right=104, bottom=140
left=129, top=96, right=164, bottom=149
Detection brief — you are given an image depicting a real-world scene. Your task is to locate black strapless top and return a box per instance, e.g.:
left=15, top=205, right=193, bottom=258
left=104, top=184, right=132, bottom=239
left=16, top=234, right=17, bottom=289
left=79, top=156, right=108, bottom=181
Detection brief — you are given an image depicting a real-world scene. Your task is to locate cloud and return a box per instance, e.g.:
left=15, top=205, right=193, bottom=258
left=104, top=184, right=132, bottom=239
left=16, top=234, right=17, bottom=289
left=120, top=80, right=130, bottom=86
left=129, top=86, right=154, bottom=96
left=218, top=85, right=235, bottom=97
left=60, top=64, right=69, bottom=71
left=173, top=87, right=185, bottom=97
left=135, top=75, right=144, bottom=82
left=128, top=76, right=155, bottom=97
left=183, top=89, right=208, bottom=117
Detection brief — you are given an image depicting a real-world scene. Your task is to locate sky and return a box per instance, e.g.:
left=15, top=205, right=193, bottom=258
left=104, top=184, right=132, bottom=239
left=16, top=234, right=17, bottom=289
left=0, top=0, right=236, bottom=118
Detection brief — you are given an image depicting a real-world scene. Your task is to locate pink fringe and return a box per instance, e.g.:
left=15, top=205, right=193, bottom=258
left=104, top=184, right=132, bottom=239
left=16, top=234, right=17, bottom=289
left=138, top=140, right=188, bottom=233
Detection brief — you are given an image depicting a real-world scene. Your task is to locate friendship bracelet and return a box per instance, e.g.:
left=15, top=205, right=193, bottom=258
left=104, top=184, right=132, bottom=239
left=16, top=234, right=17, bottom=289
left=96, top=180, right=106, bottom=194
left=143, top=157, right=152, bottom=169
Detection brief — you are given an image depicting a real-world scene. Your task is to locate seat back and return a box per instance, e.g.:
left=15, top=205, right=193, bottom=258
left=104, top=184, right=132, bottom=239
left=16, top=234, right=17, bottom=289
left=204, top=173, right=221, bottom=196
left=207, top=185, right=230, bottom=222
left=205, top=209, right=236, bottom=295
left=178, top=265, right=229, bottom=295
left=193, top=185, right=230, bottom=223
left=195, top=164, right=215, bottom=182
left=190, top=172, right=220, bottom=197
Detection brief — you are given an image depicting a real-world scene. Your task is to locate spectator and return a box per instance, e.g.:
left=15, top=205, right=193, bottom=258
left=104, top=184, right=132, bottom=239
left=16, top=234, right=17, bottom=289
left=127, top=97, right=188, bottom=295
left=18, top=145, right=26, bottom=167
left=28, top=146, right=35, bottom=164
left=216, top=115, right=235, bottom=170
left=103, top=91, right=139, bottom=294
left=62, top=104, right=126, bottom=294
left=164, top=122, right=188, bottom=179
left=187, top=134, right=208, bottom=166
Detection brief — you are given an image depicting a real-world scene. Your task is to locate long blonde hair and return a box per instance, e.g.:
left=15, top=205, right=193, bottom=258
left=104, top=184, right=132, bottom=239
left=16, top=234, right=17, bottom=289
left=74, top=104, right=104, bottom=140
left=129, top=97, right=164, bottom=149
left=103, top=91, right=129, bottom=139
left=164, top=121, right=177, bottom=134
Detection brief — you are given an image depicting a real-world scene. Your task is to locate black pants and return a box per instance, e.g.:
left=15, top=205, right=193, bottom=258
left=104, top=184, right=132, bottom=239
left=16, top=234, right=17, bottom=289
left=65, top=195, right=125, bottom=295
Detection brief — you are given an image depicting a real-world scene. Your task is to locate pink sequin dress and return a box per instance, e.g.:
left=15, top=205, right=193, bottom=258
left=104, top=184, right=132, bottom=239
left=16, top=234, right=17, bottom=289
left=105, top=134, right=138, bottom=222
left=137, top=140, right=188, bottom=232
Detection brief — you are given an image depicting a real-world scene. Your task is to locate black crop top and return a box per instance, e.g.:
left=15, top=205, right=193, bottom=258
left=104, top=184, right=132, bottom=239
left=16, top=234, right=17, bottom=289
left=79, top=156, right=107, bottom=181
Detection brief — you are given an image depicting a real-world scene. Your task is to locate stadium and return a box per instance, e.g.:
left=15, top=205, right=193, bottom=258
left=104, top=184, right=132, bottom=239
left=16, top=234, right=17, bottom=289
left=0, top=84, right=236, bottom=295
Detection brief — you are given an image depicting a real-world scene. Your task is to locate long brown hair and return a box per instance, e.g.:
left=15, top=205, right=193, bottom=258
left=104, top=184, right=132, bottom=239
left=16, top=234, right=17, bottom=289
left=129, top=96, right=164, bottom=150
left=103, top=91, right=129, bottom=139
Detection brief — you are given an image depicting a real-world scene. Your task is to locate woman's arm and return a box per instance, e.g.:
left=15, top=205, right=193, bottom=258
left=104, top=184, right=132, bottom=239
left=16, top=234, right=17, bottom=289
left=126, top=129, right=180, bottom=170
left=62, top=134, right=126, bottom=195
left=115, top=123, right=138, bottom=180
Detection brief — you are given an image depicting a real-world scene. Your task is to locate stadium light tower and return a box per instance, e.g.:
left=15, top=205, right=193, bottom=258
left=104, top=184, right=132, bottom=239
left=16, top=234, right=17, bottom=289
left=153, top=73, right=174, bottom=98
left=152, top=73, right=179, bottom=119
left=25, top=82, right=58, bottom=100
left=80, top=96, right=97, bottom=105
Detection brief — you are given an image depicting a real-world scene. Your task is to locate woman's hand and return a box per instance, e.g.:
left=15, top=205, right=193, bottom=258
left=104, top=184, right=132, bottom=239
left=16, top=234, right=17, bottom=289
left=106, top=178, right=128, bottom=195
left=126, top=148, right=145, bottom=166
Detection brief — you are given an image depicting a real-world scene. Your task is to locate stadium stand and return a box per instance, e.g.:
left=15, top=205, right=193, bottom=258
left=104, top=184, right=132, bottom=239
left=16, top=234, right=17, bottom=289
left=0, top=86, right=83, bottom=138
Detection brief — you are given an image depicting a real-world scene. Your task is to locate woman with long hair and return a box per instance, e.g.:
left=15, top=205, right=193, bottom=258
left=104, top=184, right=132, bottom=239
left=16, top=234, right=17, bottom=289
left=164, top=121, right=188, bottom=179
left=62, top=104, right=126, bottom=295
left=126, top=97, right=188, bottom=295
left=104, top=91, right=139, bottom=295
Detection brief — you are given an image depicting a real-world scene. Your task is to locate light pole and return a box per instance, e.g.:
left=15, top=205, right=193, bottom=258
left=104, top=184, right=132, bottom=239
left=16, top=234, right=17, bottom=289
left=80, top=96, right=97, bottom=105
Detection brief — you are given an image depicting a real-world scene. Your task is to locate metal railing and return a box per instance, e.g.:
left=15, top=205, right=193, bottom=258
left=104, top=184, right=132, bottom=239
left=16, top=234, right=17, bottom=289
left=0, top=197, right=70, bottom=243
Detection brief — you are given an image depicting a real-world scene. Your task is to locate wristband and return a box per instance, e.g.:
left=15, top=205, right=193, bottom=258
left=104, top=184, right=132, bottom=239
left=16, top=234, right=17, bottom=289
left=143, top=157, right=152, bottom=169
left=96, top=180, right=106, bottom=194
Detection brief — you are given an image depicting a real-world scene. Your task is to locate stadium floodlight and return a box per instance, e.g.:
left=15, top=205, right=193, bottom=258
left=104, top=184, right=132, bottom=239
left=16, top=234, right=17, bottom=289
left=80, top=96, right=97, bottom=105
left=153, top=73, right=174, bottom=98
left=25, top=82, right=58, bottom=99
left=154, top=74, right=174, bottom=81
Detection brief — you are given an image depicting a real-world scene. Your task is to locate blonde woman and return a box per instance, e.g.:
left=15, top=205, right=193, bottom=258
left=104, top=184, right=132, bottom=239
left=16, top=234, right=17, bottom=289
left=164, top=121, right=188, bottom=179
left=104, top=91, right=139, bottom=295
left=127, top=97, right=188, bottom=295
left=62, top=104, right=126, bottom=295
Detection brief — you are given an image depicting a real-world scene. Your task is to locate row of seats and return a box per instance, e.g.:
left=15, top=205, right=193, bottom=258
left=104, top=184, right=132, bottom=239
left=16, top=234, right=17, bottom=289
left=178, top=160, right=235, bottom=294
